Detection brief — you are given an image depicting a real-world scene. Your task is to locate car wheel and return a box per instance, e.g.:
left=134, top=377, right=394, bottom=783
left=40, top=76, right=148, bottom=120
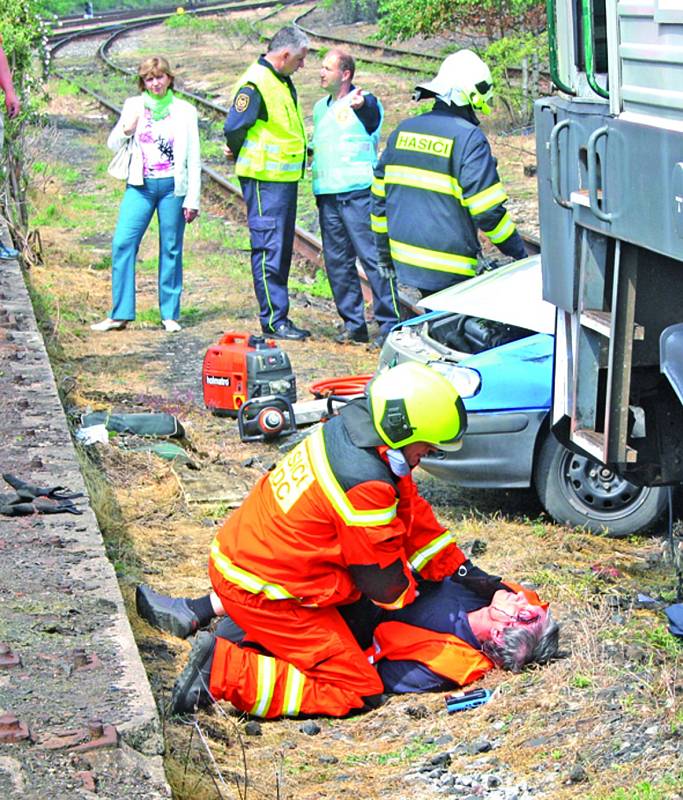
left=534, top=433, right=668, bottom=537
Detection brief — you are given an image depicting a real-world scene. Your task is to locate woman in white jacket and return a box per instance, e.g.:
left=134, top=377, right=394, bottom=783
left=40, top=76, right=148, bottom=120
left=92, top=56, right=201, bottom=333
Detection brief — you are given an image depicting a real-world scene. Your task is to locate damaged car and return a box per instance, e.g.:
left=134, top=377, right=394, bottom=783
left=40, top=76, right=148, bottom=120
left=379, top=256, right=667, bottom=537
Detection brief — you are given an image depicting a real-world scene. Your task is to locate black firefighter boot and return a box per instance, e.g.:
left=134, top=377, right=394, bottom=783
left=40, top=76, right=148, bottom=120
left=135, top=584, right=200, bottom=639
left=170, top=631, right=216, bottom=715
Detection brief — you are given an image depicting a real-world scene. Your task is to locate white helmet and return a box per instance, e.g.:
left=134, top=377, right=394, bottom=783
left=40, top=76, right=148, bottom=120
left=414, top=49, right=493, bottom=115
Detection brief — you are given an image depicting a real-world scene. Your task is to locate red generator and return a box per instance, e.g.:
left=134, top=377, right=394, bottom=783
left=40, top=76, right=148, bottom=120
left=202, top=332, right=297, bottom=416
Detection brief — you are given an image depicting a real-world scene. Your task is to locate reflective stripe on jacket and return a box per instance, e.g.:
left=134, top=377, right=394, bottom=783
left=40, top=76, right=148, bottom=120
left=234, top=62, right=306, bottom=182
left=210, top=407, right=466, bottom=609
left=311, top=92, right=383, bottom=195
left=372, top=104, right=524, bottom=292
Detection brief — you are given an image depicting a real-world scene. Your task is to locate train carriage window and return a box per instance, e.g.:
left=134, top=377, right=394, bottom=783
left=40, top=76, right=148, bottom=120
left=573, top=0, right=608, bottom=74
left=655, top=0, right=683, bottom=23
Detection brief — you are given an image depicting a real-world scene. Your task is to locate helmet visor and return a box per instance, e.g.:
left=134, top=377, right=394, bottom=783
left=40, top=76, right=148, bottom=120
left=436, top=439, right=463, bottom=452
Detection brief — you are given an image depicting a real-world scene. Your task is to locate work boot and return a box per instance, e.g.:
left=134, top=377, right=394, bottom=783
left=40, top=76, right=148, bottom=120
left=263, top=321, right=310, bottom=341
left=335, top=325, right=369, bottom=345
left=135, top=584, right=200, bottom=639
left=170, top=631, right=216, bottom=714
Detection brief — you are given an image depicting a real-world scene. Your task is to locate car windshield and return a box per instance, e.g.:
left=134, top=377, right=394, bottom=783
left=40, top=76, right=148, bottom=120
left=417, top=256, right=555, bottom=335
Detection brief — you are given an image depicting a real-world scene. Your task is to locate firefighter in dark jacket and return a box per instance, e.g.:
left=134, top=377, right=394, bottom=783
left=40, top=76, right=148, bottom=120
left=371, top=49, right=527, bottom=296
left=162, top=362, right=505, bottom=719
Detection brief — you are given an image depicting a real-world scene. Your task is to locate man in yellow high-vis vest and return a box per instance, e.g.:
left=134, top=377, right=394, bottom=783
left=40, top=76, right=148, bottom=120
left=224, top=27, right=311, bottom=341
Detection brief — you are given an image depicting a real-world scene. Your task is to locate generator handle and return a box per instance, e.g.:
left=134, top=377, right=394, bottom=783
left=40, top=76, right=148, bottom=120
left=217, top=331, right=274, bottom=347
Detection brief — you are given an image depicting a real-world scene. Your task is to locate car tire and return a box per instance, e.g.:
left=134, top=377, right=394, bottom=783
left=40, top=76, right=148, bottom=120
left=534, top=433, right=668, bottom=537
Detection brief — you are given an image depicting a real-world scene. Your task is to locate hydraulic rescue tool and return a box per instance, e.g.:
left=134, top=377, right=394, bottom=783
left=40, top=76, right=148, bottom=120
left=237, top=394, right=296, bottom=442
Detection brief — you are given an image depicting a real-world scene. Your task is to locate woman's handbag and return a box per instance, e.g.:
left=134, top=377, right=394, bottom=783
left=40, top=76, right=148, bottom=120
left=107, top=138, right=133, bottom=180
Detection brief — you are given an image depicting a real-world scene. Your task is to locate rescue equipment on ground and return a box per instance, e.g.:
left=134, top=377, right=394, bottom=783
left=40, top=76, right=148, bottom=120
left=238, top=394, right=296, bottom=442
left=309, top=374, right=373, bottom=398
left=202, top=332, right=296, bottom=416
left=444, top=687, right=492, bottom=713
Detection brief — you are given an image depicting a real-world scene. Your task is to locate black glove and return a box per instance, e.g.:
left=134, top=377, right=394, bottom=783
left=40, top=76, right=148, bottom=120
left=3, top=473, right=83, bottom=501
left=0, top=498, right=83, bottom=516
left=377, top=255, right=396, bottom=282
left=451, top=559, right=505, bottom=601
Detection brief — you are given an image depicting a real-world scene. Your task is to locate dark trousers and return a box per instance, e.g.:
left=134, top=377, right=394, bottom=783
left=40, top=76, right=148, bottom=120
left=317, top=190, right=399, bottom=335
left=240, top=177, right=298, bottom=331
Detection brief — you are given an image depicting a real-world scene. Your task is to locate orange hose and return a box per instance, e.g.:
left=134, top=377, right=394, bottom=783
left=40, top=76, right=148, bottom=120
left=309, top=374, right=373, bottom=398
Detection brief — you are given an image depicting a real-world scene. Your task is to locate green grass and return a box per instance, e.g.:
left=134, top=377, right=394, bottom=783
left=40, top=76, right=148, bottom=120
left=32, top=202, right=74, bottom=228
left=91, top=254, right=111, bottom=272
left=590, top=774, right=683, bottom=800
left=290, top=268, right=333, bottom=300
left=137, top=256, right=158, bottom=274
left=341, top=737, right=439, bottom=766
left=68, top=193, right=106, bottom=212
left=135, top=305, right=204, bottom=326
left=628, top=622, right=682, bottom=660
left=53, top=79, right=81, bottom=97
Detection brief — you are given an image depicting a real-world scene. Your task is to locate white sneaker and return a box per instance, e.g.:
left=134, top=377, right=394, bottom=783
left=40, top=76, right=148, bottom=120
left=162, top=319, right=181, bottom=333
left=90, top=318, right=127, bottom=332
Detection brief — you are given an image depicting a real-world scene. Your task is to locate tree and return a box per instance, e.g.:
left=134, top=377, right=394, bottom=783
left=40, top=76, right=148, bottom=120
left=377, top=0, right=545, bottom=43
left=0, top=0, right=49, bottom=252
left=376, top=0, right=547, bottom=125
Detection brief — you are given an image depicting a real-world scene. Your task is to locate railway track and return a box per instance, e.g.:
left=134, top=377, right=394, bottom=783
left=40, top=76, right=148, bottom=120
left=49, top=3, right=540, bottom=317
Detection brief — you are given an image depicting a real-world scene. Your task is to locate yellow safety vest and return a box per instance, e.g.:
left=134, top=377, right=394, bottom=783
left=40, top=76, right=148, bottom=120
left=234, top=62, right=306, bottom=182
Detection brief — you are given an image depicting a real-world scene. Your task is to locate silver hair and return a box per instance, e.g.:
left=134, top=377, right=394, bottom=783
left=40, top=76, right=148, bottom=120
left=481, top=610, right=560, bottom=673
left=268, top=26, right=309, bottom=54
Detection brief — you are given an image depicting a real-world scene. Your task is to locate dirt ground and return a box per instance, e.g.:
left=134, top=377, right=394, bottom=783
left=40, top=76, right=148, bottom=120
left=23, top=8, right=683, bottom=799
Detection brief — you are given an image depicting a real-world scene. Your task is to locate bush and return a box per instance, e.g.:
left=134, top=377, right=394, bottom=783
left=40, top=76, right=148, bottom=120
left=0, top=0, right=50, bottom=245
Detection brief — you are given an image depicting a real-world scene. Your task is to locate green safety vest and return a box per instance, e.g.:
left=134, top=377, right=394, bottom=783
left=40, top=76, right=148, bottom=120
left=234, top=62, right=306, bottom=182
left=311, top=92, right=383, bottom=195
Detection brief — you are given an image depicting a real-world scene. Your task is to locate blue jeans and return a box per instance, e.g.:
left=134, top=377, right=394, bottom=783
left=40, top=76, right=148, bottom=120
left=110, top=177, right=186, bottom=321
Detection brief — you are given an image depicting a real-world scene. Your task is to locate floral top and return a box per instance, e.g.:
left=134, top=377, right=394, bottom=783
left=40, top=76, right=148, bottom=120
left=136, top=106, right=175, bottom=178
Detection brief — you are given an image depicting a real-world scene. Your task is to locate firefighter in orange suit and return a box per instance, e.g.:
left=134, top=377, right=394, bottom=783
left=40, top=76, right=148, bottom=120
left=170, top=362, right=478, bottom=718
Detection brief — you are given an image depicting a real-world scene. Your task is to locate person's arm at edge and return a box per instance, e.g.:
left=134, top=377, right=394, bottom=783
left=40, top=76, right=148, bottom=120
left=0, top=44, right=20, bottom=118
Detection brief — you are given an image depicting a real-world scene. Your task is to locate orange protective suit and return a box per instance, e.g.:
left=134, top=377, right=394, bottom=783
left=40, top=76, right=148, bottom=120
left=207, top=401, right=467, bottom=718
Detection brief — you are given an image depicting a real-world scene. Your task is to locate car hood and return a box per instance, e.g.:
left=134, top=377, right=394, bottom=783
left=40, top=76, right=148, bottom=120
left=461, top=333, right=554, bottom=412
left=417, top=255, right=556, bottom=335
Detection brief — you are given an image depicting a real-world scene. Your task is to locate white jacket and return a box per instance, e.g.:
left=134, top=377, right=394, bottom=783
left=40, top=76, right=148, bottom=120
left=107, top=94, right=202, bottom=210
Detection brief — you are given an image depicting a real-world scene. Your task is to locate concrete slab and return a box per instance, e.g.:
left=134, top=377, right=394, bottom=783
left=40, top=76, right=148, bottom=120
left=0, top=227, right=171, bottom=798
